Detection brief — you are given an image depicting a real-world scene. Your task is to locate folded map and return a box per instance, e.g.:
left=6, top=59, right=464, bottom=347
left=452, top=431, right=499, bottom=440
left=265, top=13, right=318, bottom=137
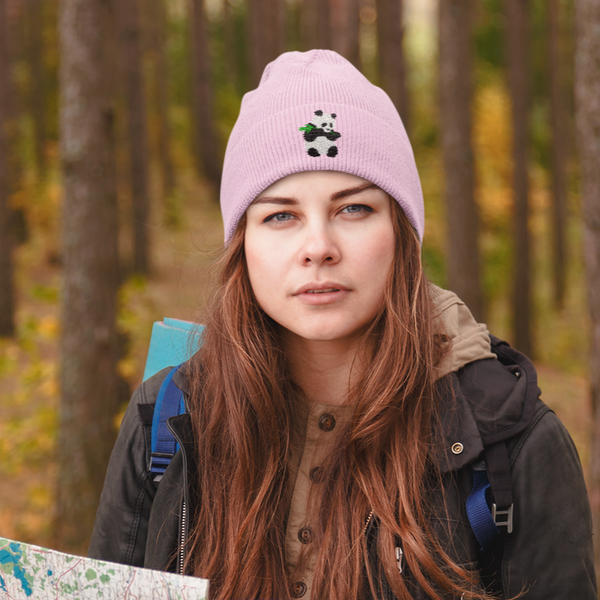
left=0, top=537, right=209, bottom=599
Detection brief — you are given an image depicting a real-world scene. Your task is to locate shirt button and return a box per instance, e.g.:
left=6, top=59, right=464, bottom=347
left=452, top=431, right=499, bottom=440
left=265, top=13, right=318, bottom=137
left=298, top=526, right=313, bottom=544
left=318, top=413, right=336, bottom=432
left=292, top=581, right=307, bottom=597
left=451, top=442, right=464, bottom=455
left=309, top=466, right=323, bottom=483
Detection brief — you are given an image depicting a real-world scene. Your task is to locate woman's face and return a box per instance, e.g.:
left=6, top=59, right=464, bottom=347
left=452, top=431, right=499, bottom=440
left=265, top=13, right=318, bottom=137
left=244, top=171, right=396, bottom=346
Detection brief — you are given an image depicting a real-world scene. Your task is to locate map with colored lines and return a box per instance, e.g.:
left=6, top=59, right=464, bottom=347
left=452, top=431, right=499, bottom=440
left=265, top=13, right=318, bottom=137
left=0, top=538, right=209, bottom=599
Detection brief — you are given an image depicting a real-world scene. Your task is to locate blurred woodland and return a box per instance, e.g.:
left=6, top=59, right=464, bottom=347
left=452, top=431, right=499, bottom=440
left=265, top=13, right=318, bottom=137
left=1, top=0, right=600, bottom=574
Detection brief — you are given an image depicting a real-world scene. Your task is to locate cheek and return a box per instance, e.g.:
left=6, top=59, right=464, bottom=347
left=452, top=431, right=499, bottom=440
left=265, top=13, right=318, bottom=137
left=245, top=245, right=268, bottom=293
left=356, top=227, right=396, bottom=285
left=245, top=237, right=287, bottom=306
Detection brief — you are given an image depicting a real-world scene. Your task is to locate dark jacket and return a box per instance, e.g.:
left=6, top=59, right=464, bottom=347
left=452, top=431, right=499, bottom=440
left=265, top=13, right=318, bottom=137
left=88, top=338, right=597, bottom=599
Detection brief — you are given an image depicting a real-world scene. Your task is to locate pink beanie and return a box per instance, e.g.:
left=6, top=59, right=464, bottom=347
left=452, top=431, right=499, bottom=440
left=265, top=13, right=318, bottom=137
left=220, top=49, right=424, bottom=243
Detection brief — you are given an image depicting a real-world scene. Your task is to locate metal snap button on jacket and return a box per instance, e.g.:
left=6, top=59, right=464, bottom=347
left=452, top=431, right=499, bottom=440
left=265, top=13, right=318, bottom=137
left=298, top=526, right=313, bottom=544
left=309, top=466, right=323, bottom=483
left=318, top=413, right=336, bottom=432
left=292, top=582, right=307, bottom=597
left=451, top=442, right=464, bottom=455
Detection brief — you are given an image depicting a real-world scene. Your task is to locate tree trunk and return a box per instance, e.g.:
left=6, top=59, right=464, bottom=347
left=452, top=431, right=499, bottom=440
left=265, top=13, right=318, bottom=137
left=247, top=0, right=286, bottom=89
left=376, top=0, right=409, bottom=132
left=438, top=0, right=483, bottom=322
left=222, top=0, right=237, bottom=88
left=331, top=0, right=361, bottom=70
left=0, top=0, right=15, bottom=337
left=190, top=0, right=221, bottom=193
left=55, top=0, right=120, bottom=553
left=118, top=0, right=151, bottom=275
left=331, top=0, right=347, bottom=57
left=346, top=0, right=361, bottom=70
left=548, top=0, right=567, bottom=311
left=25, top=0, right=47, bottom=178
left=300, top=0, right=330, bottom=52
left=505, top=0, right=533, bottom=357
left=151, top=0, right=176, bottom=212
left=575, top=0, right=600, bottom=569
left=5, top=0, right=27, bottom=246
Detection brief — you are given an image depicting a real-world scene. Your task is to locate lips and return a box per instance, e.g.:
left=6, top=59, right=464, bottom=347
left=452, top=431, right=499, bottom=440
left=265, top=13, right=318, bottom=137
left=305, top=288, right=339, bottom=294
left=295, top=282, right=350, bottom=295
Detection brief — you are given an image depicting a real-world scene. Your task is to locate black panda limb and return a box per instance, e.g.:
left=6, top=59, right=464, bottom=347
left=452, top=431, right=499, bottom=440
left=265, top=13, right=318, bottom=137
left=303, top=127, right=341, bottom=143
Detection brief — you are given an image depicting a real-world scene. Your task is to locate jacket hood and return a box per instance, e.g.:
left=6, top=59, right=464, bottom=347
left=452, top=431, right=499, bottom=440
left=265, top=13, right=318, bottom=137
left=429, top=283, right=497, bottom=380
left=436, top=335, right=541, bottom=473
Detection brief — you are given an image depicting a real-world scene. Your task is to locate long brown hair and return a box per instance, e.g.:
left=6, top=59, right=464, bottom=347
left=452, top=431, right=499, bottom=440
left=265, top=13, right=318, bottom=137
left=185, top=198, right=483, bottom=599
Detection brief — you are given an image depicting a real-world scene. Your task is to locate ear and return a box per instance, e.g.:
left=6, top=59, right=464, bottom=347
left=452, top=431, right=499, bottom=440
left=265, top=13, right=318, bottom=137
left=314, top=110, right=323, bottom=116
left=331, top=113, right=336, bottom=119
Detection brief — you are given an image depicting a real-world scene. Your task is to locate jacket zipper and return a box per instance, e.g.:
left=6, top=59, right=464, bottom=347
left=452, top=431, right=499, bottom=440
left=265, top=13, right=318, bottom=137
left=364, top=509, right=403, bottom=573
left=364, top=509, right=374, bottom=533
left=179, top=499, right=187, bottom=575
left=166, top=417, right=189, bottom=576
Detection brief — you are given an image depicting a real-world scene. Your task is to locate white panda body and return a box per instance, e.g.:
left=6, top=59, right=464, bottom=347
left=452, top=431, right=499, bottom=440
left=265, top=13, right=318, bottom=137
left=306, top=135, right=336, bottom=156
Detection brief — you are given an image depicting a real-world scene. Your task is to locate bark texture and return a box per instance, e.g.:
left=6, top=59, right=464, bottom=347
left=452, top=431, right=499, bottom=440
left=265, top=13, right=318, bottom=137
left=119, top=0, right=151, bottom=274
left=505, top=0, right=533, bottom=357
left=26, top=0, right=47, bottom=178
left=0, top=0, right=15, bottom=337
left=247, top=0, right=286, bottom=88
left=346, top=0, right=361, bottom=69
left=376, top=0, right=409, bottom=131
left=300, top=0, right=330, bottom=52
left=191, top=0, right=222, bottom=192
left=56, top=0, right=120, bottom=552
left=5, top=0, right=26, bottom=246
left=151, top=0, right=176, bottom=210
left=575, top=0, right=600, bottom=568
left=438, top=0, right=482, bottom=322
left=330, top=0, right=361, bottom=69
left=548, top=0, right=567, bottom=311
left=222, top=0, right=237, bottom=88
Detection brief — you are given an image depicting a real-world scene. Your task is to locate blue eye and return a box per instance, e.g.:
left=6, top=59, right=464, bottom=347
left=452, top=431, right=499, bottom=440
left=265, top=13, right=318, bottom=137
left=263, top=212, right=294, bottom=224
left=342, top=204, right=372, bottom=214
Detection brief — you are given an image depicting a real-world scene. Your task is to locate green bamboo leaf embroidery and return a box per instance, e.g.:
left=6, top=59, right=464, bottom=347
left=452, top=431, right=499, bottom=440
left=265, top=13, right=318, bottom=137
left=299, top=124, right=315, bottom=132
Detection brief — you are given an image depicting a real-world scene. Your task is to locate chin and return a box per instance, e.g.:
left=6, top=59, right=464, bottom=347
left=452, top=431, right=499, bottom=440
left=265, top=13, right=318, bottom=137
left=289, top=323, right=366, bottom=343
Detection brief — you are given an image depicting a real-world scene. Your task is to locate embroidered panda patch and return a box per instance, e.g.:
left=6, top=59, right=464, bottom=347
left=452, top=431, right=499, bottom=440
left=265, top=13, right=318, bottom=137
left=299, top=110, right=341, bottom=157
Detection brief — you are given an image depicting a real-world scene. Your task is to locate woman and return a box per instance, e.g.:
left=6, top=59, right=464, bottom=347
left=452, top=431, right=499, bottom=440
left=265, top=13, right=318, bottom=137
left=89, top=50, right=596, bottom=599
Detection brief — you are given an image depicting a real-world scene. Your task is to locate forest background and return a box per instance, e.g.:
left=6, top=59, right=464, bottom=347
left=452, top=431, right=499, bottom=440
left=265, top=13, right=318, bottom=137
left=1, top=0, right=600, bottom=578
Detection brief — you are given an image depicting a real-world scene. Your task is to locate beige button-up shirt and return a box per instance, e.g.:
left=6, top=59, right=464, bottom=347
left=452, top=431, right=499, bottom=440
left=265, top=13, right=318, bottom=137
left=285, top=396, right=353, bottom=599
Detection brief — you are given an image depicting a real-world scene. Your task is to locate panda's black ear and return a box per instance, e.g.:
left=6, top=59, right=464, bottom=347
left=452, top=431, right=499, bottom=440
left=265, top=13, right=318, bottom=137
left=314, top=110, right=323, bottom=116
left=331, top=113, right=336, bottom=119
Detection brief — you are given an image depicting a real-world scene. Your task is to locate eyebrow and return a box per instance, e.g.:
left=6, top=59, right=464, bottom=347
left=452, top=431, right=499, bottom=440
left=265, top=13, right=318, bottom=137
left=251, top=182, right=379, bottom=206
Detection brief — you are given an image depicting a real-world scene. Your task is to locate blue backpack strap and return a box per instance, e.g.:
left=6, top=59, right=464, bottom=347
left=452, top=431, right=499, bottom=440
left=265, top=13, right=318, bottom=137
left=150, top=365, right=186, bottom=482
left=466, top=460, right=501, bottom=553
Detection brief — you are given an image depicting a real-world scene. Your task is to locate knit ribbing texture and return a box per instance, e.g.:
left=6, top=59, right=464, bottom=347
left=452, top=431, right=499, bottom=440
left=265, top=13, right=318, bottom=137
left=220, top=49, right=424, bottom=243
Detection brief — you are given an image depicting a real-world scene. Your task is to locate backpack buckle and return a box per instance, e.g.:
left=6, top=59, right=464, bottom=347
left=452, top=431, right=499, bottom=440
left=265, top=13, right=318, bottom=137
left=150, top=451, right=175, bottom=482
left=492, top=503, right=513, bottom=533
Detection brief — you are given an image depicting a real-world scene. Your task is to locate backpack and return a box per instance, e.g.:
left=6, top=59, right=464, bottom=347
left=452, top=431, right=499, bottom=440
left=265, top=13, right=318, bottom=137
left=143, top=319, right=538, bottom=554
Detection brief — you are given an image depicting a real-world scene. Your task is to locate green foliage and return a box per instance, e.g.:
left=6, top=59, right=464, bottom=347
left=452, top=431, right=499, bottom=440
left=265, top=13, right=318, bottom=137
left=422, top=244, right=447, bottom=289
left=30, top=284, right=59, bottom=304
left=166, top=6, right=192, bottom=112
left=474, top=0, right=505, bottom=72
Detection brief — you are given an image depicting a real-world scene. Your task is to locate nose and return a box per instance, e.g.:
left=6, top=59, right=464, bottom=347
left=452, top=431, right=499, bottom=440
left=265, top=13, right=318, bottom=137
left=300, top=223, right=340, bottom=266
